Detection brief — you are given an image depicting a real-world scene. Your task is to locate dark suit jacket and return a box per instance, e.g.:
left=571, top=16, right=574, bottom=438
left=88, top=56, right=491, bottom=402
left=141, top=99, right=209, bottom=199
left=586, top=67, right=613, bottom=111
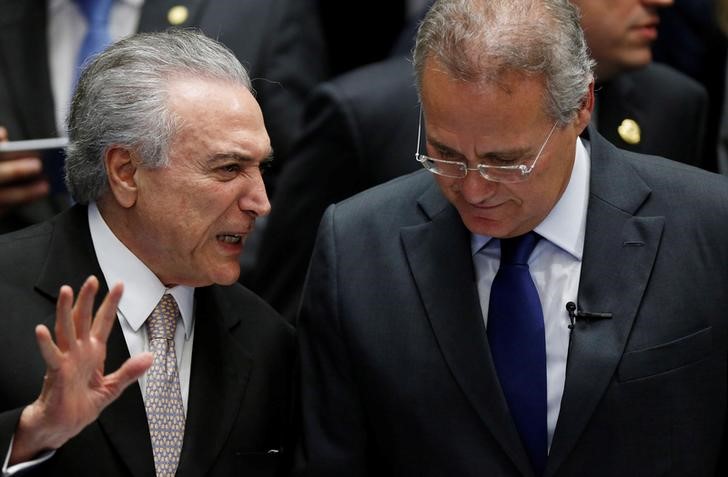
left=0, top=206, right=295, bottom=476
left=249, top=59, right=708, bottom=322
left=296, top=127, right=728, bottom=476
left=0, top=0, right=326, bottom=232
left=596, top=62, right=708, bottom=167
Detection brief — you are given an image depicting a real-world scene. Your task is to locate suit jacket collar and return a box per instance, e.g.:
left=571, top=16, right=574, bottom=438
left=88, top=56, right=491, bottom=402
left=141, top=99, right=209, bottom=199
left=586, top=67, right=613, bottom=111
left=176, top=285, right=254, bottom=477
left=546, top=126, right=664, bottom=475
left=401, top=128, right=665, bottom=476
left=34, top=205, right=254, bottom=477
left=401, top=180, right=535, bottom=476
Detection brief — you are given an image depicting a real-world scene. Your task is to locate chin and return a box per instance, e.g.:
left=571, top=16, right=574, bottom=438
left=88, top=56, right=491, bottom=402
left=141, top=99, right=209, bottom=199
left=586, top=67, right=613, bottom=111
left=210, top=268, right=241, bottom=286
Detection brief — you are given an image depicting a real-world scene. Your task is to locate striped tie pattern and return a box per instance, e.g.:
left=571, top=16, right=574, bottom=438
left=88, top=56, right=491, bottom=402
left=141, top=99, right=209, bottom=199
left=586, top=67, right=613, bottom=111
left=145, top=294, right=185, bottom=476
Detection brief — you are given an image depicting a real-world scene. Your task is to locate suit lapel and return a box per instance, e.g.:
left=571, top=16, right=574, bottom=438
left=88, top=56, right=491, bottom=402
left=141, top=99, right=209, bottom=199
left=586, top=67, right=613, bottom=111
left=401, top=182, right=534, bottom=477
left=0, top=0, right=57, bottom=138
left=546, top=129, right=664, bottom=475
left=176, top=286, right=253, bottom=476
left=34, top=206, right=155, bottom=477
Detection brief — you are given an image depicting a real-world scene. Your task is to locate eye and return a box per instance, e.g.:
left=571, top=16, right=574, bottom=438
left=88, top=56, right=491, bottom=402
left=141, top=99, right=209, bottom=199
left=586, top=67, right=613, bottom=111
left=215, top=163, right=242, bottom=179
left=482, top=154, right=525, bottom=167
left=434, top=148, right=457, bottom=160
left=222, top=163, right=241, bottom=173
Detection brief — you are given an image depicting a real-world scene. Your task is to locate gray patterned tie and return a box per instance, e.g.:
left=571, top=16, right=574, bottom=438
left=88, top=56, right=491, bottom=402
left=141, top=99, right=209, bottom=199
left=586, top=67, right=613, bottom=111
left=145, top=294, right=185, bottom=476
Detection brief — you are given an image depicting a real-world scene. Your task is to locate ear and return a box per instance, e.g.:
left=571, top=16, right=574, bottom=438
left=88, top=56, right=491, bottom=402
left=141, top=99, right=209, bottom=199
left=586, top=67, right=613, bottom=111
left=105, top=146, right=138, bottom=209
left=574, top=80, right=595, bottom=134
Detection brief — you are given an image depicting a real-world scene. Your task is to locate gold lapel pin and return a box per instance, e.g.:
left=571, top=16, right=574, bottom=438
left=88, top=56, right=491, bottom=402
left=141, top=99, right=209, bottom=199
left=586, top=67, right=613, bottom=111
left=617, top=118, right=641, bottom=145
left=167, top=5, right=189, bottom=25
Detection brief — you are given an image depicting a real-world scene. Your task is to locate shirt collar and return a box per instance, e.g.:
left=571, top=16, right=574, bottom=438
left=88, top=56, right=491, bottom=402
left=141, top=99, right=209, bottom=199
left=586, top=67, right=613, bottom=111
left=470, top=136, right=590, bottom=260
left=87, top=202, right=194, bottom=338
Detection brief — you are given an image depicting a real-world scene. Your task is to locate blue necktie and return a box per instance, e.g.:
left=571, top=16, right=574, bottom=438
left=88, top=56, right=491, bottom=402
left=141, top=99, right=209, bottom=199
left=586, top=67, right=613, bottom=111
left=487, top=232, right=547, bottom=475
left=74, top=0, right=113, bottom=86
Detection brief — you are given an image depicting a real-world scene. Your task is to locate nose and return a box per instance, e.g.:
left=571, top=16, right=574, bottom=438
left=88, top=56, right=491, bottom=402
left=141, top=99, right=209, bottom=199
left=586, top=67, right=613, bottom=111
left=239, top=169, right=271, bottom=218
left=459, top=168, right=498, bottom=205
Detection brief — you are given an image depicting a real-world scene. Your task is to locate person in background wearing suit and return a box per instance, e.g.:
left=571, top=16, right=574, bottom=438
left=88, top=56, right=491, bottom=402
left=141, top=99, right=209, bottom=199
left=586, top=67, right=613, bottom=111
left=0, top=30, right=294, bottom=476
left=0, top=0, right=326, bottom=234
left=573, top=0, right=709, bottom=166
left=296, top=0, right=728, bottom=475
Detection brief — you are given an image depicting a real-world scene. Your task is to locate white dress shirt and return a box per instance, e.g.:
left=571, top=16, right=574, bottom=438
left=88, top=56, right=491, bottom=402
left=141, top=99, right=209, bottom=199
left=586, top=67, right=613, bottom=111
left=472, top=137, right=590, bottom=450
left=48, top=0, right=143, bottom=135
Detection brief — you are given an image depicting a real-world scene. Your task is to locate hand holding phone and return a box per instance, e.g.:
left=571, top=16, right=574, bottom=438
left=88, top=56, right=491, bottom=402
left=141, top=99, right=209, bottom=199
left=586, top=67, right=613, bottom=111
left=0, top=131, right=69, bottom=212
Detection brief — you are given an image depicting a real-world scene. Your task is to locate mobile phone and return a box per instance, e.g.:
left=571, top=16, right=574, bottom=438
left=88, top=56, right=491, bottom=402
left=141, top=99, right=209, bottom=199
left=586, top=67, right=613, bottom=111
left=0, top=137, right=69, bottom=194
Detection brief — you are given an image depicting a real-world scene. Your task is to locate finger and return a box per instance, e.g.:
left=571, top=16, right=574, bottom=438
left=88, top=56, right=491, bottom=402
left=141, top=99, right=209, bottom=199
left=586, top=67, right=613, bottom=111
left=54, top=285, right=75, bottom=351
left=0, top=126, right=7, bottom=142
left=72, top=276, right=99, bottom=342
left=35, top=324, right=62, bottom=371
left=0, top=180, right=49, bottom=208
left=101, top=352, right=153, bottom=403
left=0, top=157, right=42, bottom=181
left=91, top=282, right=124, bottom=343
left=75, top=276, right=102, bottom=341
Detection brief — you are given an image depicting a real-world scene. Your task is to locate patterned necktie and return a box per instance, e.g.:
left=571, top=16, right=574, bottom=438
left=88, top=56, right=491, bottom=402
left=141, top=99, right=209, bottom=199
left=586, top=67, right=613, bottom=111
left=74, top=0, right=113, bottom=85
left=145, top=294, right=185, bottom=477
left=487, top=232, right=547, bottom=475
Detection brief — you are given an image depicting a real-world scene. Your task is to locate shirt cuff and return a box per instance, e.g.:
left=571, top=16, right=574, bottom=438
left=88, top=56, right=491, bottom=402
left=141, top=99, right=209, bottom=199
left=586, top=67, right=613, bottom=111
left=2, top=435, right=55, bottom=476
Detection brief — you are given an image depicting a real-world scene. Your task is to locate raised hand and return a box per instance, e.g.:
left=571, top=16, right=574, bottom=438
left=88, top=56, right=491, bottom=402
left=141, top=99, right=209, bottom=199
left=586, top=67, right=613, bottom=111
left=9, top=276, right=153, bottom=465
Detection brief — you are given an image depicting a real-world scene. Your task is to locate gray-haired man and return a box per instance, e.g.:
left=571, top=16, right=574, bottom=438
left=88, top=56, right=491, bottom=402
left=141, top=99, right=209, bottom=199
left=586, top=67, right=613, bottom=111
left=0, top=29, right=293, bottom=476
left=296, top=0, right=728, bottom=475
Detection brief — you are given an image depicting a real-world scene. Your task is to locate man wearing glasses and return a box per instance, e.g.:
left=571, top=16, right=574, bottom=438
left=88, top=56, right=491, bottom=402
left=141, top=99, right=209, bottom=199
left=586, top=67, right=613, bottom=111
left=296, top=0, right=728, bottom=475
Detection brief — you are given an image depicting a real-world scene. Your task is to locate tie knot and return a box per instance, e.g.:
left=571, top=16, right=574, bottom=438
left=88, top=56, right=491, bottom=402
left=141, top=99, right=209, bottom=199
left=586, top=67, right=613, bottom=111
left=499, top=232, right=540, bottom=266
left=147, top=294, right=179, bottom=341
left=75, top=0, right=113, bottom=25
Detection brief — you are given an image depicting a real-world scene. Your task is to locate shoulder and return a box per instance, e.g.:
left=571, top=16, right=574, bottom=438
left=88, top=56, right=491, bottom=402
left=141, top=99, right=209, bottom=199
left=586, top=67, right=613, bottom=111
left=626, top=62, right=707, bottom=100
left=203, top=283, right=294, bottom=338
left=313, top=56, right=417, bottom=116
left=316, top=170, right=442, bottom=247
left=600, top=142, right=728, bottom=220
left=0, top=220, right=54, bottom=286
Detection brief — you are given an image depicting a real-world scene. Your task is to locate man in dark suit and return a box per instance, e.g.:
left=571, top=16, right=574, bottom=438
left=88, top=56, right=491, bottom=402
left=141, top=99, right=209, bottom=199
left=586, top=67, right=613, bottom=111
left=249, top=0, right=708, bottom=322
left=0, top=30, right=294, bottom=476
left=0, top=0, right=326, bottom=233
left=296, top=0, right=728, bottom=475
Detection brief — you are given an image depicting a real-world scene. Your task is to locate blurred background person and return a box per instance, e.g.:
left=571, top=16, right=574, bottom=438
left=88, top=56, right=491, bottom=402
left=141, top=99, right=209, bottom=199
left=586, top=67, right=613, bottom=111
left=652, top=0, right=728, bottom=172
left=574, top=0, right=708, bottom=165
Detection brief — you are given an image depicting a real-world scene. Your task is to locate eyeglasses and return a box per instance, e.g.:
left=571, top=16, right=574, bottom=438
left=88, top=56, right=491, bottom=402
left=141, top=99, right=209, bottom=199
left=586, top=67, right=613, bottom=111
left=414, top=107, right=559, bottom=183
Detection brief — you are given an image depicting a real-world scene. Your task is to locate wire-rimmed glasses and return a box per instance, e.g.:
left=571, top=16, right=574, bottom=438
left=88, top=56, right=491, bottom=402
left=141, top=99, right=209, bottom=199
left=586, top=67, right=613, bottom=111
left=414, top=108, right=559, bottom=184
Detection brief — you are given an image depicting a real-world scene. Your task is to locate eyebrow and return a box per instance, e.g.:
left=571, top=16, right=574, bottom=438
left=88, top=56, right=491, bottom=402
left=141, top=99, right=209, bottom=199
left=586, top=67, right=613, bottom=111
left=211, top=149, right=274, bottom=165
left=427, top=136, right=532, bottom=161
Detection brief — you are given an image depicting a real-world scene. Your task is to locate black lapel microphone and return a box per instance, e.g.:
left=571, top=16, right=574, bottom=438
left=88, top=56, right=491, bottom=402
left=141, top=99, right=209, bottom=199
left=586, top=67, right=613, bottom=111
left=565, top=301, right=613, bottom=329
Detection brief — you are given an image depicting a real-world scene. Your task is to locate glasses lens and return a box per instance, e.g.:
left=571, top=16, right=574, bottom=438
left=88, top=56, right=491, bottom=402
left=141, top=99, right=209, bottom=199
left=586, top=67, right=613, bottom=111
left=479, top=165, right=529, bottom=183
left=417, top=155, right=465, bottom=178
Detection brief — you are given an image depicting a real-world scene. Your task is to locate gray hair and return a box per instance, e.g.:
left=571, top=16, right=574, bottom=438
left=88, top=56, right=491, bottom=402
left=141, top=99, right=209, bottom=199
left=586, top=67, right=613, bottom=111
left=65, top=29, right=253, bottom=203
left=413, top=0, right=595, bottom=125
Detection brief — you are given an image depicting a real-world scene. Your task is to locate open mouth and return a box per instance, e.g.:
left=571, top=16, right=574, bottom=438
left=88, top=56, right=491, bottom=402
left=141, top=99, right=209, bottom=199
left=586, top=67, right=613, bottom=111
left=217, top=234, right=243, bottom=244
